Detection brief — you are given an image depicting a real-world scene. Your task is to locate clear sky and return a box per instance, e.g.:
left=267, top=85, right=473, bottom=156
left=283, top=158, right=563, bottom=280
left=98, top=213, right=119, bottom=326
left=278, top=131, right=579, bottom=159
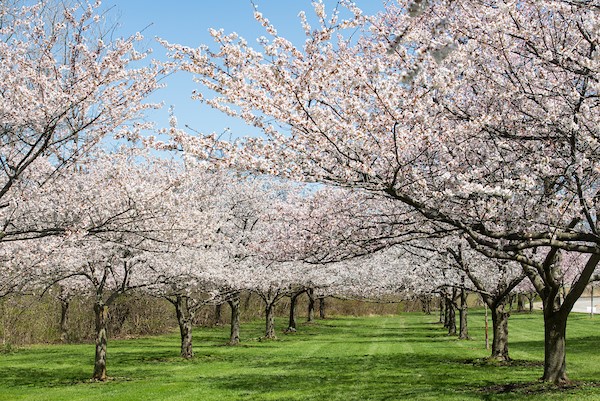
left=102, top=1, right=388, bottom=142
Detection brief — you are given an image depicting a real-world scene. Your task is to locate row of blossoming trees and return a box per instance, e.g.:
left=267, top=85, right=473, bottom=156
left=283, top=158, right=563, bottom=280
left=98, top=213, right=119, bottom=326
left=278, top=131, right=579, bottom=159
left=1, top=0, right=598, bottom=386
left=157, top=0, right=600, bottom=385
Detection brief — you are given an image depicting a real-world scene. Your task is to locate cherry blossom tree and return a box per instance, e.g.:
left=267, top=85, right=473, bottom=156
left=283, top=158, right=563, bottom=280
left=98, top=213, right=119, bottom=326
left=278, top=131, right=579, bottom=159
left=151, top=245, right=233, bottom=358
left=445, top=241, right=525, bottom=361
left=0, top=0, right=163, bottom=243
left=139, top=163, right=235, bottom=357
left=29, top=151, right=189, bottom=380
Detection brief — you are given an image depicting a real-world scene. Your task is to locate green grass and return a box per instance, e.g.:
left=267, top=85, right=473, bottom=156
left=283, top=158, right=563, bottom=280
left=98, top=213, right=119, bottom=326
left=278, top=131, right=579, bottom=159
left=1, top=310, right=600, bottom=400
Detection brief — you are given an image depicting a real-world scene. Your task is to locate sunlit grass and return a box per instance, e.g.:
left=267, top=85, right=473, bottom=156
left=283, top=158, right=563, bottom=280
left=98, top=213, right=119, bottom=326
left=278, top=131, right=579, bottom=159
left=1, top=310, right=600, bottom=400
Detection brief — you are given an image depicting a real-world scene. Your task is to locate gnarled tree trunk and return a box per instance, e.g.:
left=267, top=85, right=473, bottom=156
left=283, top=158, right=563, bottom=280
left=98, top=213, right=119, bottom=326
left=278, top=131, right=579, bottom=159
left=92, top=302, right=109, bottom=381
left=489, top=302, right=510, bottom=361
left=527, top=293, right=535, bottom=313
left=307, top=288, right=315, bottom=323
left=59, top=298, right=70, bottom=343
left=319, top=296, right=326, bottom=319
left=175, top=295, right=194, bottom=359
left=458, top=288, right=469, bottom=340
left=228, top=292, right=241, bottom=345
left=265, top=302, right=276, bottom=339
left=243, top=291, right=252, bottom=311
left=214, top=303, right=223, bottom=326
left=538, top=287, right=569, bottom=383
left=542, top=309, right=568, bottom=383
left=421, top=295, right=432, bottom=315
left=446, top=297, right=456, bottom=335
left=517, top=294, right=525, bottom=312
left=287, top=291, right=302, bottom=332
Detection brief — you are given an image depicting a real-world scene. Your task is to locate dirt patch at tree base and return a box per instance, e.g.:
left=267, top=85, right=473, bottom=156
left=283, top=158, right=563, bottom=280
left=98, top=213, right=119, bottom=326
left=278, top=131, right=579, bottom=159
left=480, top=381, right=600, bottom=395
left=464, top=358, right=543, bottom=367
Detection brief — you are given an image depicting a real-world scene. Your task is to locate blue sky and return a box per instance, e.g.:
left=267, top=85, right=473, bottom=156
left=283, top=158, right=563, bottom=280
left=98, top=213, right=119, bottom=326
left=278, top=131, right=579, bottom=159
left=103, top=1, right=388, bottom=143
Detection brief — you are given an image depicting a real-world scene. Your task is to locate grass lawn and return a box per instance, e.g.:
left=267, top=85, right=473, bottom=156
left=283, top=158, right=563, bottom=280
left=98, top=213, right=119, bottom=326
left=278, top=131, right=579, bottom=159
left=1, top=310, right=600, bottom=400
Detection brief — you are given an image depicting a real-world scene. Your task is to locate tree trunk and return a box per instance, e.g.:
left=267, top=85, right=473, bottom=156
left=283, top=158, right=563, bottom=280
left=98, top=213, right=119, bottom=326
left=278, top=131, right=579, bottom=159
left=484, top=303, right=489, bottom=350
left=287, top=292, right=300, bottom=332
left=214, top=303, right=223, bottom=326
left=307, top=288, right=315, bottom=323
left=319, top=297, right=326, bottom=319
left=59, top=298, right=70, bottom=343
left=489, top=303, right=510, bottom=361
left=542, top=310, right=568, bottom=383
left=265, top=302, right=276, bottom=339
left=517, top=294, right=525, bottom=312
left=438, top=296, right=445, bottom=324
left=508, top=294, right=515, bottom=311
left=528, top=293, right=535, bottom=313
left=175, top=295, right=194, bottom=359
left=243, top=291, right=252, bottom=311
left=447, top=298, right=456, bottom=335
left=458, top=288, right=469, bottom=340
left=421, top=295, right=432, bottom=315
left=227, top=292, right=241, bottom=345
left=443, top=297, right=450, bottom=328
left=92, top=302, right=109, bottom=381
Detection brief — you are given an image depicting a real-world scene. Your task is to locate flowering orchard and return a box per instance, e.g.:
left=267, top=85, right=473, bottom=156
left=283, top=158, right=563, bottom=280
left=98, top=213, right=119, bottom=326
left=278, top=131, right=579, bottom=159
left=2, top=0, right=600, bottom=388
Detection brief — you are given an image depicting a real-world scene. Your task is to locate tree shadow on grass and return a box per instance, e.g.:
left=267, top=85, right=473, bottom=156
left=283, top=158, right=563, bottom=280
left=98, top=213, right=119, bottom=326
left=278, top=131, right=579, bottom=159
left=0, top=366, right=91, bottom=387
left=0, top=345, right=178, bottom=387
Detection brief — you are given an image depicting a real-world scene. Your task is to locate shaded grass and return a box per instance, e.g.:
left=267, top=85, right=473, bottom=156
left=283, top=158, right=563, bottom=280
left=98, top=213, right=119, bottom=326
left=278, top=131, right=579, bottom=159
left=1, top=310, right=600, bottom=400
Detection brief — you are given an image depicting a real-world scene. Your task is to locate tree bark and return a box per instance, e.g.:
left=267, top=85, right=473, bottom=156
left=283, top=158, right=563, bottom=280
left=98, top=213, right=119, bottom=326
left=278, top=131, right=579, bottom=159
left=484, top=303, right=489, bottom=350
left=538, top=287, right=569, bottom=383
left=214, top=303, right=223, bottom=326
left=307, top=288, right=315, bottom=323
left=443, top=296, right=450, bottom=328
left=227, top=292, right=241, bottom=345
left=175, top=295, right=194, bottom=359
left=542, top=310, right=568, bottom=383
left=438, top=296, right=445, bottom=324
left=446, top=297, right=456, bottom=335
left=243, top=291, right=252, bottom=311
left=59, top=298, right=70, bottom=343
left=489, top=303, right=510, bottom=361
left=92, top=302, right=109, bottom=381
left=265, top=302, right=276, bottom=339
left=458, top=288, right=469, bottom=340
left=421, top=295, right=432, bottom=315
left=517, top=294, right=525, bottom=312
left=318, top=296, right=326, bottom=319
left=508, top=294, right=515, bottom=311
left=528, top=293, right=535, bottom=313
left=287, top=292, right=300, bottom=332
